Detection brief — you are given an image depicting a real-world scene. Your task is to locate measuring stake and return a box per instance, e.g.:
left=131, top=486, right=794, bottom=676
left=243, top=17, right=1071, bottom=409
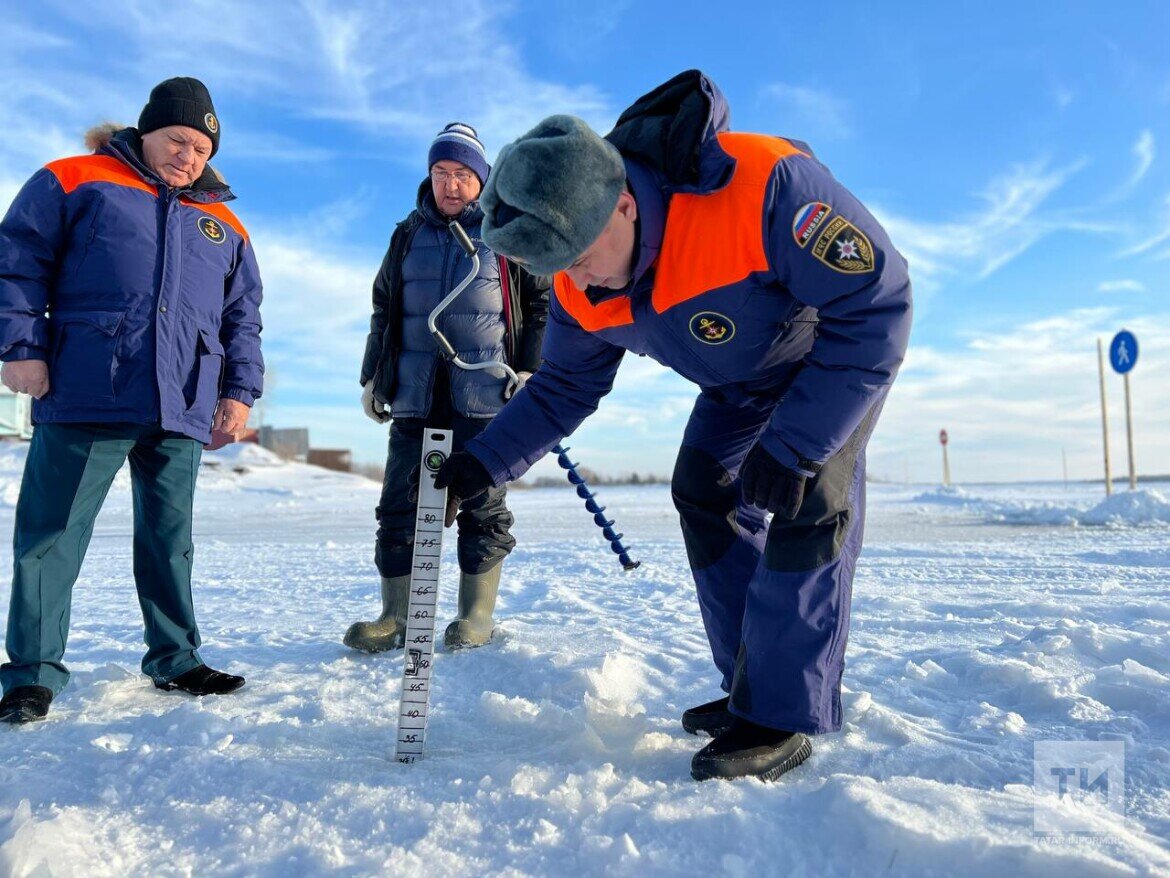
left=395, top=428, right=453, bottom=764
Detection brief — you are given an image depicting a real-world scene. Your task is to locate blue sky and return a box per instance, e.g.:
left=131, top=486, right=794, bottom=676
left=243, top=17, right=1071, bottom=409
left=2, top=1, right=1167, bottom=483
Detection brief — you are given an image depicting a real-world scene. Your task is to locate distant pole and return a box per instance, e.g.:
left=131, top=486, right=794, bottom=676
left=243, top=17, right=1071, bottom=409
left=939, top=429, right=951, bottom=487
left=1124, top=372, right=1136, bottom=491
left=1108, top=330, right=1139, bottom=493
left=1097, top=339, right=1112, bottom=497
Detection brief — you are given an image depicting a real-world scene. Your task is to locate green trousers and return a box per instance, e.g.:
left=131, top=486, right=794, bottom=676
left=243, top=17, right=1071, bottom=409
left=1, top=423, right=205, bottom=695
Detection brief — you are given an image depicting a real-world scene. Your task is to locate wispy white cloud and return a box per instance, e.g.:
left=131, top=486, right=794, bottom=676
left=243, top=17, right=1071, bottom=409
left=1119, top=193, right=1170, bottom=257
left=1097, top=279, right=1147, bottom=294
left=874, top=157, right=1094, bottom=299
left=759, top=83, right=852, bottom=140
left=1129, top=130, right=1155, bottom=188
left=14, top=1, right=616, bottom=164
left=1106, top=130, right=1157, bottom=203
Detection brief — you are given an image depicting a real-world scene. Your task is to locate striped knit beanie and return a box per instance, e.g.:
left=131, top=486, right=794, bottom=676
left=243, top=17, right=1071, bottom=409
left=427, top=122, right=490, bottom=185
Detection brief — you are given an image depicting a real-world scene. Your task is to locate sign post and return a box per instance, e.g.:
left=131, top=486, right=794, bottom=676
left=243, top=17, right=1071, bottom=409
left=1097, top=339, right=1112, bottom=497
left=1109, top=330, right=1139, bottom=491
left=939, top=429, right=951, bottom=487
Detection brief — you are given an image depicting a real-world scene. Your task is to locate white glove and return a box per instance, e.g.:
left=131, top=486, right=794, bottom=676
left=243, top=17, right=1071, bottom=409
left=362, top=381, right=390, bottom=423
left=504, top=370, right=532, bottom=401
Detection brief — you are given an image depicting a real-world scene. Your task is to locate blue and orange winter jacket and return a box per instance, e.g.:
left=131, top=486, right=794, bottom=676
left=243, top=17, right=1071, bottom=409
left=0, top=128, right=263, bottom=443
left=466, top=70, right=912, bottom=482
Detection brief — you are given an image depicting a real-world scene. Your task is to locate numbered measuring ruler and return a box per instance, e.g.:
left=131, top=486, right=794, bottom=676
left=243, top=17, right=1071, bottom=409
left=395, top=428, right=453, bottom=764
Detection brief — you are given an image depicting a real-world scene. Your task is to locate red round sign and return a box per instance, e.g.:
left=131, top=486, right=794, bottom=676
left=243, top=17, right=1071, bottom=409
left=939, top=430, right=948, bottom=445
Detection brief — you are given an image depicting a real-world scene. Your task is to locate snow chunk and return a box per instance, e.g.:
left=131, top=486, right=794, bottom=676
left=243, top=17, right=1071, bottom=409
left=1080, top=489, right=1170, bottom=526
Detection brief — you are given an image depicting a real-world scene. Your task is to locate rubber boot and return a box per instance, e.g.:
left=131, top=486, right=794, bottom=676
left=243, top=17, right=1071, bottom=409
left=343, top=575, right=411, bottom=653
left=443, top=565, right=501, bottom=649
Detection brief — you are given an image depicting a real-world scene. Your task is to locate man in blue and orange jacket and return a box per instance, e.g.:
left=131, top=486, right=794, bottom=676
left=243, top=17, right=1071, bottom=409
left=0, top=77, right=263, bottom=723
left=436, top=71, right=912, bottom=781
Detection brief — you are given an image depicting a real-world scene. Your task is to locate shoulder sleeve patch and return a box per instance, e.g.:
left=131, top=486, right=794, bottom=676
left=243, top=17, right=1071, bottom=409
left=792, top=202, right=832, bottom=248
left=810, top=215, right=874, bottom=274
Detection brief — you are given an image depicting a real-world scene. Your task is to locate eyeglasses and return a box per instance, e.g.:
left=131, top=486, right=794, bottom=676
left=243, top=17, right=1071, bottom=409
left=430, top=169, right=476, bottom=184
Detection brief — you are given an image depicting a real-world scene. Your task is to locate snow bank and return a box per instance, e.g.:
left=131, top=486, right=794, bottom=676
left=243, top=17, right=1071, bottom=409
left=913, top=485, right=1170, bottom=528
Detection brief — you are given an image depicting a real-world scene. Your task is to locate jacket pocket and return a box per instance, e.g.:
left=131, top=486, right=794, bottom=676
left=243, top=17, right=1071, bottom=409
left=185, top=326, right=225, bottom=422
left=48, top=310, right=125, bottom=402
left=74, top=197, right=107, bottom=277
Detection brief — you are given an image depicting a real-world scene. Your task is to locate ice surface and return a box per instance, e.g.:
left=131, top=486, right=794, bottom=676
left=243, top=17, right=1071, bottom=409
left=0, top=441, right=1166, bottom=876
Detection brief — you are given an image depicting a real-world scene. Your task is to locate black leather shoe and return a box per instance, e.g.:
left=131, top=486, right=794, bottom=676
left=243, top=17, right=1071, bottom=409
left=681, top=696, right=733, bottom=737
left=0, top=685, right=53, bottom=724
left=691, top=717, right=812, bottom=782
left=155, top=665, right=245, bottom=696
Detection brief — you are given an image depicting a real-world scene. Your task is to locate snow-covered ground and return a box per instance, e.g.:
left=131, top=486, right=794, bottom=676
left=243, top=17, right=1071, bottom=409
left=0, top=438, right=1167, bottom=877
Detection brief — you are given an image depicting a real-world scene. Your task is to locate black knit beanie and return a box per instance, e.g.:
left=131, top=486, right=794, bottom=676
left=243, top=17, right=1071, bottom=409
left=138, top=77, right=220, bottom=156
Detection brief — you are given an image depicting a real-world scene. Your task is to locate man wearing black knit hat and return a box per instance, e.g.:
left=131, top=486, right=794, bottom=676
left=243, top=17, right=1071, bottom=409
left=0, top=77, right=264, bottom=723
left=346, top=123, right=548, bottom=655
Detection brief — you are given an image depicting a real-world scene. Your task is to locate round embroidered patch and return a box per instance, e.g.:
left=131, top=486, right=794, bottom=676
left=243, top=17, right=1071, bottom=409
left=197, top=216, right=227, bottom=244
left=689, top=311, right=736, bottom=345
left=204, top=113, right=219, bottom=134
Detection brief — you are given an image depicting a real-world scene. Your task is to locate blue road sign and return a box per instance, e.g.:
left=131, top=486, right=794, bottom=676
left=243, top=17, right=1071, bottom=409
left=1110, top=330, right=1138, bottom=374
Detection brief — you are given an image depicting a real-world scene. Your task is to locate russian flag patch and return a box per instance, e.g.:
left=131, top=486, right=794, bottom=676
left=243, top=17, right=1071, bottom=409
left=792, top=202, right=831, bottom=248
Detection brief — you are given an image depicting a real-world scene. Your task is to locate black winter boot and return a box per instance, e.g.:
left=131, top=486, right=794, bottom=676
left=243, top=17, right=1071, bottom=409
left=155, top=665, right=245, bottom=696
left=691, top=717, right=812, bottom=782
left=682, top=696, right=733, bottom=737
left=0, top=686, right=52, bottom=724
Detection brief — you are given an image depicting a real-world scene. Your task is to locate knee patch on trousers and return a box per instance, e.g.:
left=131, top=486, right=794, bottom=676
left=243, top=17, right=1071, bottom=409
left=672, top=445, right=740, bottom=570
left=764, top=439, right=859, bottom=573
left=763, top=401, right=883, bottom=573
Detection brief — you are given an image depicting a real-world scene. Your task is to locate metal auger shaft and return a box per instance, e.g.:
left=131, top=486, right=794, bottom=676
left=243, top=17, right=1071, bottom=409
left=553, top=444, right=640, bottom=570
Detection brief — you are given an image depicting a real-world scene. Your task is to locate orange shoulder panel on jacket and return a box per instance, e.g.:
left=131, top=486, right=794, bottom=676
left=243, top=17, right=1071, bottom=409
left=182, top=199, right=249, bottom=242
left=44, top=155, right=157, bottom=197
left=553, top=273, right=634, bottom=332
left=652, top=133, right=806, bottom=314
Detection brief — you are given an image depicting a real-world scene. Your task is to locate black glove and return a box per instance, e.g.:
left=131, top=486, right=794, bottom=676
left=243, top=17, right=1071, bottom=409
left=434, top=452, right=494, bottom=527
left=739, top=443, right=810, bottom=520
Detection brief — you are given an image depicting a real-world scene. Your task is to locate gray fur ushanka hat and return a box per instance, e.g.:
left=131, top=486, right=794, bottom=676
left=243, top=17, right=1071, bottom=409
left=480, top=115, right=626, bottom=276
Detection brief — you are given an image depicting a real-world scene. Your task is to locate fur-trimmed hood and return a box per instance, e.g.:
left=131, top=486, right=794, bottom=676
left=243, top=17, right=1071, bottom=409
left=84, top=123, right=231, bottom=195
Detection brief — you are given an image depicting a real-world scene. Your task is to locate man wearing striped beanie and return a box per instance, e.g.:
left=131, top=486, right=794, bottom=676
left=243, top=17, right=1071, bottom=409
left=347, top=122, right=548, bottom=655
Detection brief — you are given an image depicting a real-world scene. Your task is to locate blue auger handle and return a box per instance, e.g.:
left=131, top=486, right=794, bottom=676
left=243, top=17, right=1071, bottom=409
left=553, top=444, right=640, bottom=570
